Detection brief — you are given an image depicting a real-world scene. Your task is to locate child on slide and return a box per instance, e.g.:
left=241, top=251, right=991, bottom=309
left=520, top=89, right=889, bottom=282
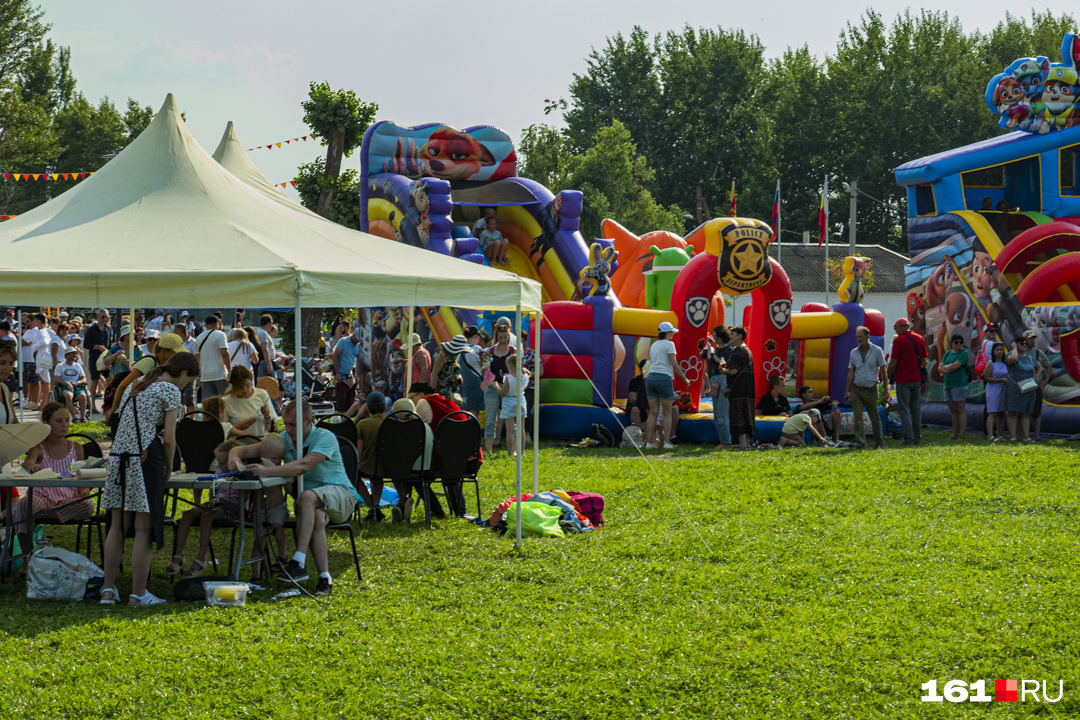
left=479, top=215, right=509, bottom=266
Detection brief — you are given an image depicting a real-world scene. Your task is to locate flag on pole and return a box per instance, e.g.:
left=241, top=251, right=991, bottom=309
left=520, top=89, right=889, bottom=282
left=818, top=177, right=829, bottom=247
left=727, top=180, right=737, bottom=217
left=770, top=180, right=780, bottom=240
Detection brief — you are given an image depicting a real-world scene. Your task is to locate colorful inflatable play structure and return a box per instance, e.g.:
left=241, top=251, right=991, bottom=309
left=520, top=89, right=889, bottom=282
left=354, top=119, right=896, bottom=440
left=893, top=31, right=1080, bottom=433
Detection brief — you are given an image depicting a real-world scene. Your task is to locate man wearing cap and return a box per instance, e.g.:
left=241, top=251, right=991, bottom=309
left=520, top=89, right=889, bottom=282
left=844, top=326, right=889, bottom=449
left=886, top=317, right=928, bottom=446
left=54, top=345, right=89, bottom=421
left=180, top=311, right=196, bottom=337
left=195, top=315, right=231, bottom=400
left=777, top=408, right=830, bottom=447
left=355, top=391, right=388, bottom=522
left=331, top=327, right=360, bottom=412
left=1022, top=329, right=1051, bottom=440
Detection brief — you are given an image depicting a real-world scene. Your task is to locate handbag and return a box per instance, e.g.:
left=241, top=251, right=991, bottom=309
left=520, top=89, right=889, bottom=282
left=1017, top=377, right=1037, bottom=394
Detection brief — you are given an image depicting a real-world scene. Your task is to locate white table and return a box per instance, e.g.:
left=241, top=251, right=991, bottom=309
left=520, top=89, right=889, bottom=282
left=0, top=473, right=288, bottom=582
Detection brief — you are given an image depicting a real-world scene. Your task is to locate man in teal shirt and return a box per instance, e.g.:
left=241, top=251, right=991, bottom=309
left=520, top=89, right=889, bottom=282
left=234, top=398, right=359, bottom=597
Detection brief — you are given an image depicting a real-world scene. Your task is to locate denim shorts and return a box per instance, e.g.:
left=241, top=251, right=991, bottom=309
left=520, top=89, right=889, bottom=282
left=644, top=372, right=675, bottom=400
left=944, top=386, right=967, bottom=402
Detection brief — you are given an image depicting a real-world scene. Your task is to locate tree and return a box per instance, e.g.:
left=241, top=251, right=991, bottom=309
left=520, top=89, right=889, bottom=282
left=564, top=121, right=684, bottom=240
left=517, top=123, right=571, bottom=191
left=294, top=157, right=362, bottom=230
left=122, top=98, right=153, bottom=143
left=300, top=81, right=377, bottom=218
left=0, top=0, right=47, bottom=88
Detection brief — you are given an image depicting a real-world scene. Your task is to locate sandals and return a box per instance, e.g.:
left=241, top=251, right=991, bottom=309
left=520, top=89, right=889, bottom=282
left=181, top=558, right=209, bottom=579
left=269, top=556, right=287, bottom=575
left=128, top=591, right=166, bottom=606
left=165, top=555, right=186, bottom=576
left=100, top=587, right=119, bottom=605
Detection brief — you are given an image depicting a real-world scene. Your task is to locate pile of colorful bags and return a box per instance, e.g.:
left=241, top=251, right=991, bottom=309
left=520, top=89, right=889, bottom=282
left=487, top=489, right=605, bottom=537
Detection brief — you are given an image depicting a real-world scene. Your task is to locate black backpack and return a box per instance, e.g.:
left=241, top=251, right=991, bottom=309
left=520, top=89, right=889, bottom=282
left=590, top=423, right=617, bottom=448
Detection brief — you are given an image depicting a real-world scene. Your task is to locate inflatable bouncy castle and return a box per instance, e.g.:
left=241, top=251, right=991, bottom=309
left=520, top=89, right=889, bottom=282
left=893, top=32, right=1080, bottom=433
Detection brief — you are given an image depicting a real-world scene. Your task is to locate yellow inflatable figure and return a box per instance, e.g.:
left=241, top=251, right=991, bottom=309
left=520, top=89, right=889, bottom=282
left=838, top=255, right=873, bottom=304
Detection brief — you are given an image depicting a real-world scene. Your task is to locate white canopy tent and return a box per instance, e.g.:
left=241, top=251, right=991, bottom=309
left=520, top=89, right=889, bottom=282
left=0, top=95, right=542, bottom=543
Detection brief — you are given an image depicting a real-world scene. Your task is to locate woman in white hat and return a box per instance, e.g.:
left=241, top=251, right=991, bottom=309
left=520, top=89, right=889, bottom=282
left=431, top=335, right=467, bottom=400
left=644, top=322, right=688, bottom=449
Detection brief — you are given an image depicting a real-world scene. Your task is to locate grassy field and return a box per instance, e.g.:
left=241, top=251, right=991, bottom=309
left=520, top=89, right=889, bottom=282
left=0, top=430, right=1077, bottom=718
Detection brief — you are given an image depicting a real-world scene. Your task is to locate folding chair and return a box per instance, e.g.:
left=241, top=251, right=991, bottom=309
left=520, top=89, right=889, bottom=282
left=316, top=413, right=358, bottom=445
left=172, top=412, right=227, bottom=575
left=35, top=433, right=107, bottom=564
left=373, top=410, right=428, bottom=525
left=431, top=411, right=483, bottom=518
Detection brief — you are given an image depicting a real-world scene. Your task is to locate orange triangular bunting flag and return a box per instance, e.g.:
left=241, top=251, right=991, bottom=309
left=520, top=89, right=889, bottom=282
left=32, top=174, right=40, bottom=181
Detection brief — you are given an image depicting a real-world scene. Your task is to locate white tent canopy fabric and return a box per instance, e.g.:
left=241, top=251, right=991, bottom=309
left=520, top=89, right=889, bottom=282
left=211, top=121, right=320, bottom=218
left=0, top=94, right=541, bottom=311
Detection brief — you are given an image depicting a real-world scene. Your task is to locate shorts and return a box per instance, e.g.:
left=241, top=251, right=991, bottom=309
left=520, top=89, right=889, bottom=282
left=88, top=352, right=104, bottom=380
left=644, top=372, right=675, bottom=401
left=205, top=498, right=242, bottom=524
left=944, top=386, right=968, bottom=402
left=310, top=483, right=356, bottom=524
left=63, top=385, right=88, bottom=397
left=257, top=501, right=289, bottom=528
left=24, top=362, right=38, bottom=384
left=201, top=379, right=228, bottom=399
left=781, top=431, right=805, bottom=445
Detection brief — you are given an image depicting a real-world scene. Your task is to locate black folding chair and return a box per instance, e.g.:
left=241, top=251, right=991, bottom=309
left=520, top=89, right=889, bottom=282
left=373, top=410, right=429, bottom=525
left=277, top=435, right=363, bottom=581
left=34, top=433, right=107, bottom=564
left=431, top=411, right=483, bottom=518
left=173, top=412, right=227, bottom=575
left=317, top=413, right=359, bottom=446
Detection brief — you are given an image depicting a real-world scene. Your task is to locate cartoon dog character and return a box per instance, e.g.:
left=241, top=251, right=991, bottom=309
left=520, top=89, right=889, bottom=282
left=1034, top=64, right=1078, bottom=133
left=907, top=292, right=927, bottom=336
left=581, top=243, right=616, bottom=297
left=993, top=77, right=1031, bottom=129
left=1014, top=58, right=1049, bottom=101
left=925, top=261, right=954, bottom=310
left=419, top=128, right=495, bottom=180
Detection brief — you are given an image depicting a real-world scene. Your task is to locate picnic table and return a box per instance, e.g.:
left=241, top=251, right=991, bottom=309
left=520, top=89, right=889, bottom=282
left=0, top=472, right=289, bottom=582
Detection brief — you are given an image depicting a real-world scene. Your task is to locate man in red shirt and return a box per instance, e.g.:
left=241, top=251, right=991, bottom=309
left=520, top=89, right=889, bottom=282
left=886, top=317, right=928, bottom=445
left=408, top=382, right=479, bottom=519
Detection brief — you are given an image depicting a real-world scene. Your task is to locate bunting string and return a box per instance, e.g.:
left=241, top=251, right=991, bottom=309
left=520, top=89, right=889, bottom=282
left=247, top=133, right=318, bottom=151
left=2, top=172, right=93, bottom=181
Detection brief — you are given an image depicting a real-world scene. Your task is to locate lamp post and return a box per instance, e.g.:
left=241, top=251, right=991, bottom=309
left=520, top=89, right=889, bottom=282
left=842, top=180, right=857, bottom=254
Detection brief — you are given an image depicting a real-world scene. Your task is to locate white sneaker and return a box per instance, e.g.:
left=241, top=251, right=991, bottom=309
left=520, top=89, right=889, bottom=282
left=128, top=591, right=166, bottom=607
left=662, top=443, right=675, bottom=449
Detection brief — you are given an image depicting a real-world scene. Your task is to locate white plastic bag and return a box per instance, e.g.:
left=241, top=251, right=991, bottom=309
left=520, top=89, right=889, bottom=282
left=620, top=425, right=643, bottom=449
left=26, top=546, right=105, bottom=601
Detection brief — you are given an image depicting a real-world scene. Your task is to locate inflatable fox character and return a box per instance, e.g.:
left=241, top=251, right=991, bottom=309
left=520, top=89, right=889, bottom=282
left=838, top=256, right=872, bottom=304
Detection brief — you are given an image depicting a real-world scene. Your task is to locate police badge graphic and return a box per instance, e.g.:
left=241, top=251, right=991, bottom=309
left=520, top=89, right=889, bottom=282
left=717, top=223, right=773, bottom=295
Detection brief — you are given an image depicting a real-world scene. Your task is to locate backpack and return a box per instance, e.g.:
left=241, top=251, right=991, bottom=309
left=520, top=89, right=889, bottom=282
left=590, top=423, right=616, bottom=448
left=567, top=490, right=605, bottom=526
left=974, top=347, right=989, bottom=380
left=620, top=424, right=643, bottom=449
left=102, top=369, right=131, bottom=411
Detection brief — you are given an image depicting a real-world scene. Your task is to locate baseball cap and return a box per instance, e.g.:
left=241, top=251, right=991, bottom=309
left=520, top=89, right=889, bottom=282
left=894, top=317, right=910, bottom=328
left=366, top=391, right=386, bottom=407
left=659, top=321, right=678, bottom=333
left=1021, top=329, right=1037, bottom=339
left=156, top=333, right=188, bottom=353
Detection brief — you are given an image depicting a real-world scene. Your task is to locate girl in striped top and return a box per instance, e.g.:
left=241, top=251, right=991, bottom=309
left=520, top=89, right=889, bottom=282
left=12, top=402, right=92, bottom=574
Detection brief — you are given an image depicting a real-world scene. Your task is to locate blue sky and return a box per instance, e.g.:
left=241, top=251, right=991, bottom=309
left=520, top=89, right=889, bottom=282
left=47, top=1, right=1076, bottom=198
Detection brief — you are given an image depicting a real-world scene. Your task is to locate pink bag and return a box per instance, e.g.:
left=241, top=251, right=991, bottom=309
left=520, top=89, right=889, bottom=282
left=567, top=491, right=605, bottom=526
left=480, top=368, right=496, bottom=391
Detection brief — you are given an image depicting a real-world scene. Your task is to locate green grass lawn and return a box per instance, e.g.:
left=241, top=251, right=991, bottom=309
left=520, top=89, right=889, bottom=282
left=0, top=430, right=1077, bottom=718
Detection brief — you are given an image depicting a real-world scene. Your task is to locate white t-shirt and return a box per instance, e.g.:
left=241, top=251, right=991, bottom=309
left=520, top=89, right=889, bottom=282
left=20, top=326, right=39, bottom=362
left=48, top=335, right=68, bottom=365
left=196, top=329, right=229, bottom=381
left=54, top=360, right=85, bottom=385
left=35, top=328, right=54, bottom=364
left=145, top=316, right=165, bottom=332
left=228, top=340, right=257, bottom=370
left=648, top=338, right=678, bottom=377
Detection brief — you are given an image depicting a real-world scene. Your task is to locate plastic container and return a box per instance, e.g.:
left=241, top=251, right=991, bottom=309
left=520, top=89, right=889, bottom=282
left=203, top=581, right=248, bottom=607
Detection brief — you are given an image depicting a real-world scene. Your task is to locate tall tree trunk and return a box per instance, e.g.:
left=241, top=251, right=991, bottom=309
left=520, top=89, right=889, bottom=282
left=316, top=129, right=345, bottom=218
left=300, top=308, right=323, bottom=358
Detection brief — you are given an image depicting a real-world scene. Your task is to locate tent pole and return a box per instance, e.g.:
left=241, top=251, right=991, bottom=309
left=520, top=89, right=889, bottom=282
left=129, top=308, right=135, bottom=359
left=514, top=305, right=523, bottom=550
left=406, top=306, right=415, bottom=393
left=16, top=310, right=22, bottom=421
left=295, top=293, right=303, bottom=495
left=532, top=309, right=540, bottom=494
